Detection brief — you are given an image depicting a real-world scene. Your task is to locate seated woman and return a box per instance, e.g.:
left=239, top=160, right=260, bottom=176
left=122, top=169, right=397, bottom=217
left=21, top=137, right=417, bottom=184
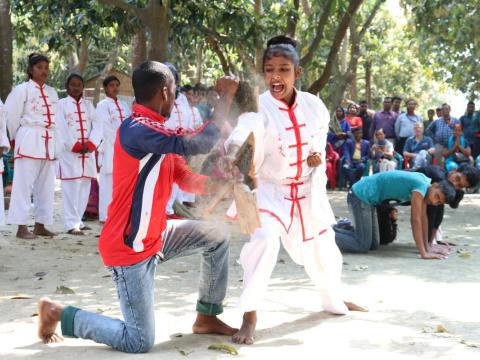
left=328, top=106, right=351, bottom=157
left=371, top=128, right=397, bottom=173
left=333, top=170, right=456, bottom=259
left=345, top=103, right=363, bottom=130
left=325, top=142, right=339, bottom=189
left=403, top=122, right=435, bottom=169
left=443, top=123, right=473, bottom=171
left=342, top=127, right=370, bottom=187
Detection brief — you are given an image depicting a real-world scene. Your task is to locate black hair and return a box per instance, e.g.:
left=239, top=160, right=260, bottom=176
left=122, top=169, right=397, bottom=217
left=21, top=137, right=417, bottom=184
left=468, top=101, right=475, bottom=106
left=263, top=35, right=300, bottom=69
left=182, top=84, right=194, bottom=92
left=377, top=203, right=398, bottom=245
left=392, top=96, right=402, bottom=102
left=437, top=180, right=457, bottom=206
left=456, top=164, right=480, bottom=189
left=335, top=106, right=345, bottom=116
left=233, top=81, right=258, bottom=114
left=449, top=190, right=464, bottom=209
left=359, top=100, right=368, bottom=105
left=427, top=109, right=435, bottom=113
left=27, top=53, right=49, bottom=79
left=347, top=103, right=357, bottom=110
left=103, top=75, right=120, bottom=88
left=436, top=107, right=442, bottom=111
left=65, top=73, right=84, bottom=88
left=194, top=83, right=207, bottom=93
left=164, top=62, right=179, bottom=86
left=132, top=61, right=174, bottom=104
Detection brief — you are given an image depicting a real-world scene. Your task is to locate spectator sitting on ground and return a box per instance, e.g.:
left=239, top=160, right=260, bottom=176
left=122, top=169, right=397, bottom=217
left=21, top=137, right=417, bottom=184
left=343, top=127, right=370, bottom=187
left=345, top=103, right=363, bottom=130
left=443, top=123, right=473, bottom=171
left=328, top=106, right=352, bottom=156
left=371, top=128, right=397, bottom=173
left=403, top=122, right=435, bottom=169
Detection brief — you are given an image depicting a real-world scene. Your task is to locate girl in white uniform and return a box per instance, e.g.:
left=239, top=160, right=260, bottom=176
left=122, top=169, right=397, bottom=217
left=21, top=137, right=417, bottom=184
left=226, top=36, right=366, bottom=345
left=0, top=100, right=10, bottom=226
left=57, top=74, right=103, bottom=234
left=5, top=53, right=59, bottom=239
left=96, top=75, right=131, bottom=222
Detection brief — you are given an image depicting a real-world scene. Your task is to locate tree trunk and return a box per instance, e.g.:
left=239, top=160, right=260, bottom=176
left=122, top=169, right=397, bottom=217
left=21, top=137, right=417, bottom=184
left=254, top=0, right=264, bottom=78
left=0, top=0, right=13, bottom=100
left=132, top=27, right=147, bottom=71
left=78, top=39, right=89, bottom=75
left=286, top=0, right=300, bottom=38
left=206, top=36, right=231, bottom=75
left=146, top=0, right=170, bottom=61
left=307, top=0, right=364, bottom=94
left=195, top=42, right=203, bottom=84
left=365, top=59, right=372, bottom=107
left=340, top=29, right=349, bottom=74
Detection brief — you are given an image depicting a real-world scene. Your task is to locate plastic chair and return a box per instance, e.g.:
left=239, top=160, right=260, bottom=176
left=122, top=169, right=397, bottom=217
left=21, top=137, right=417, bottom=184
left=337, top=157, right=370, bottom=189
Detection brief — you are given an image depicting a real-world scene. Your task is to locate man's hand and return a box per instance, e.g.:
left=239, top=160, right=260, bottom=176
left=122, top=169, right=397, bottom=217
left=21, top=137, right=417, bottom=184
left=307, top=152, right=322, bottom=167
left=215, top=76, right=239, bottom=98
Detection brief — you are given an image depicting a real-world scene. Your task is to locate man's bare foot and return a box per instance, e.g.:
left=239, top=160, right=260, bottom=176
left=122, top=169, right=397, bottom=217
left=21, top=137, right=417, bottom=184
left=16, top=225, right=37, bottom=239
left=67, top=228, right=85, bottom=236
left=192, top=313, right=237, bottom=336
left=33, top=223, right=56, bottom=237
left=38, top=297, right=65, bottom=344
left=431, top=244, right=450, bottom=256
left=232, top=311, right=256, bottom=345
left=345, top=301, right=369, bottom=312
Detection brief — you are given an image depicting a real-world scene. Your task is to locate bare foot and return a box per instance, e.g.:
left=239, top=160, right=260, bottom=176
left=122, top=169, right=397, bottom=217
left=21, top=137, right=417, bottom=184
left=38, top=297, right=65, bottom=344
left=192, top=313, right=237, bottom=336
left=67, top=228, right=85, bottom=236
left=431, top=244, right=450, bottom=256
left=16, top=225, right=37, bottom=239
left=33, top=223, right=56, bottom=237
left=232, top=311, right=256, bottom=345
left=345, top=301, right=369, bottom=312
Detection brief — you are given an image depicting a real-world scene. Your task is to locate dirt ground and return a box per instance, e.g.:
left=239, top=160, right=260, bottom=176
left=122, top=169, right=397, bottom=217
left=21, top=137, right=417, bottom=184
left=0, top=184, right=479, bottom=359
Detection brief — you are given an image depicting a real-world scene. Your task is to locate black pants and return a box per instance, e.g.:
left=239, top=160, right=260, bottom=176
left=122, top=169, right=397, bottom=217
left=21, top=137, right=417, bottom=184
left=427, top=204, right=444, bottom=242
left=395, top=137, right=408, bottom=154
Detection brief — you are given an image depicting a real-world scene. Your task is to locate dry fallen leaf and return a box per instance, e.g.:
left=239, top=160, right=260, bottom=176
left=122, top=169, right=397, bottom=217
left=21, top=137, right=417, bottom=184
left=352, top=265, right=369, bottom=271
left=175, top=346, right=193, bottom=356
left=34, top=272, right=47, bottom=277
left=208, top=343, right=238, bottom=355
left=10, top=295, right=32, bottom=300
left=457, top=249, right=472, bottom=259
left=55, top=285, right=75, bottom=294
left=436, top=324, right=448, bottom=333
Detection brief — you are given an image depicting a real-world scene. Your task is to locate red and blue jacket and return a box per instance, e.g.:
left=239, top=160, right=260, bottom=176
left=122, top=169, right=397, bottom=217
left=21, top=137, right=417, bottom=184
left=98, top=104, right=220, bottom=266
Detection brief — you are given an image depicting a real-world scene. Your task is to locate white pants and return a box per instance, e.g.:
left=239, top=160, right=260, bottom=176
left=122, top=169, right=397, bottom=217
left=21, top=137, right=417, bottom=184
left=7, top=158, right=55, bottom=225
left=99, top=172, right=112, bottom=222
left=62, top=178, right=91, bottom=231
left=166, top=184, right=180, bottom=215
left=414, top=150, right=430, bottom=168
left=238, top=213, right=348, bottom=314
left=0, top=175, right=4, bottom=226
left=378, top=159, right=397, bottom=172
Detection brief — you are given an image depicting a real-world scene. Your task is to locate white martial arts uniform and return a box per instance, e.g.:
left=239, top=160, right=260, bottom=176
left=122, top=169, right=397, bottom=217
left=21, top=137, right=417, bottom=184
left=57, top=96, right=103, bottom=231
left=96, top=96, right=131, bottom=221
left=164, top=93, right=203, bottom=214
left=0, top=100, right=10, bottom=226
left=225, top=90, right=348, bottom=314
left=5, top=79, right=59, bottom=226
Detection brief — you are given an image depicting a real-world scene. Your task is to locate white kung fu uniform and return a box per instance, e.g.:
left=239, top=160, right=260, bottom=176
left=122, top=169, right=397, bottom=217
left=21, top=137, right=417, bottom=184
left=96, top=96, right=131, bottom=221
left=0, top=100, right=10, bottom=226
left=5, top=79, right=59, bottom=226
left=226, top=90, right=348, bottom=314
left=164, top=93, right=203, bottom=214
left=57, top=96, right=103, bottom=231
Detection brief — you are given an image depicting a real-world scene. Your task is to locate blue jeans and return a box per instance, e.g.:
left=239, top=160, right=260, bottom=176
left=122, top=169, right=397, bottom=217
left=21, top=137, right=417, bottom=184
left=343, top=160, right=366, bottom=187
left=60, top=220, right=229, bottom=353
left=334, top=191, right=379, bottom=253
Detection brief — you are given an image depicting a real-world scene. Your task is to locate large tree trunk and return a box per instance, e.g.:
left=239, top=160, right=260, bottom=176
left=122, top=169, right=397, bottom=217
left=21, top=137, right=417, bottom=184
left=254, top=0, right=264, bottom=78
left=286, top=0, right=300, bottom=37
left=68, top=39, right=89, bottom=75
left=365, top=59, right=372, bottom=107
left=132, top=27, right=147, bottom=71
left=195, top=42, right=203, bottom=84
left=0, top=0, right=13, bottom=100
left=146, top=0, right=169, bottom=61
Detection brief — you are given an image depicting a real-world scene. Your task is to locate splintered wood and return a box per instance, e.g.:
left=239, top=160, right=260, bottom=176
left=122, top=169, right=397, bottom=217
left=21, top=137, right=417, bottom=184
left=233, top=132, right=257, bottom=191
left=233, top=183, right=260, bottom=234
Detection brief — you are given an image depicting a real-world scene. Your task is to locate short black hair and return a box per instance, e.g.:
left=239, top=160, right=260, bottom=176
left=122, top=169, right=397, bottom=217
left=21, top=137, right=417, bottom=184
left=392, top=96, right=402, bottom=102
left=103, top=75, right=120, bottom=88
left=456, top=164, right=480, bottom=189
left=65, top=73, right=84, bottom=88
left=468, top=101, right=475, bottom=105
left=263, top=35, right=300, bottom=69
left=359, top=100, right=368, bottom=105
left=449, top=190, right=464, bottom=209
left=27, top=53, right=49, bottom=79
left=437, top=180, right=457, bottom=206
left=194, top=83, right=207, bottom=93
left=182, top=84, right=194, bottom=92
left=132, top=61, right=174, bottom=104
left=427, top=109, right=435, bottom=113
left=164, top=62, right=179, bottom=85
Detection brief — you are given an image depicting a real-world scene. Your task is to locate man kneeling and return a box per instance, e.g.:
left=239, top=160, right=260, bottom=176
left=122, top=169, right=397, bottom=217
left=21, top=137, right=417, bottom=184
left=37, top=61, right=238, bottom=353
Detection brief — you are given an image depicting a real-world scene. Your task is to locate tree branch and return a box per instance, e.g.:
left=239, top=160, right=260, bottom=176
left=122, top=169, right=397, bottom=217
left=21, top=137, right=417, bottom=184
left=307, top=0, right=364, bottom=94
left=205, top=36, right=231, bottom=75
left=359, top=0, right=384, bottom=39
left=98, top=0, right=147, bottom=22
left=300, top=0, right=335, bottom=67
left=286, top=0, right=300, bottom=37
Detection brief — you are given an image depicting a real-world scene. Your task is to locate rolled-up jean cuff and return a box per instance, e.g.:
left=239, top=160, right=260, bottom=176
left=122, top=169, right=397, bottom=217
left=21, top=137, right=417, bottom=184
left=60, top=305, right=80, bottom=337
left=196, top=301, right=223, bottom=316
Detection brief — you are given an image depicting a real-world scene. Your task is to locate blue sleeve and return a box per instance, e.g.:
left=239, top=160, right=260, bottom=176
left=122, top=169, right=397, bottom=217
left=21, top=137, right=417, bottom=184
left=447, top=136, right=454, bottom=150
left=362, top=140, right=370, bottom=160
left=404, top=138, right=412, bottom=153
left=426, top=136, right=434, bottom=148
left=119, top=118, right=220, bottom=159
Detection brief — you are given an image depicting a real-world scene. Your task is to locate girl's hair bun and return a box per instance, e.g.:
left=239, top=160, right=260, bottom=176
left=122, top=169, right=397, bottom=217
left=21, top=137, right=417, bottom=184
left=267, top=36, right=297, bottom=49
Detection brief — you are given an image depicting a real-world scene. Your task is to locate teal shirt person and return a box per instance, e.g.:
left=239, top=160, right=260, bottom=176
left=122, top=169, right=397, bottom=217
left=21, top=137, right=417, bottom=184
left=352, top=171, right=431, bottom=205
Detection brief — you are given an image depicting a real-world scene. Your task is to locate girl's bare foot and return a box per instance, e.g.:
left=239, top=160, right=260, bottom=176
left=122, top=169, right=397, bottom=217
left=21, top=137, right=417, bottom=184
left=192, top=313, right=237, bottom=335
left=16, top=225, right=37, bottom=239
left=67, top=228, right=85, bottom=236
left=33, top=223, right=56, bottom=237
left=345, top=301, right=369, bottom=312
left=38, top=298, right=65, bottom=344
left=232, top=311, right=256, bottom=345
